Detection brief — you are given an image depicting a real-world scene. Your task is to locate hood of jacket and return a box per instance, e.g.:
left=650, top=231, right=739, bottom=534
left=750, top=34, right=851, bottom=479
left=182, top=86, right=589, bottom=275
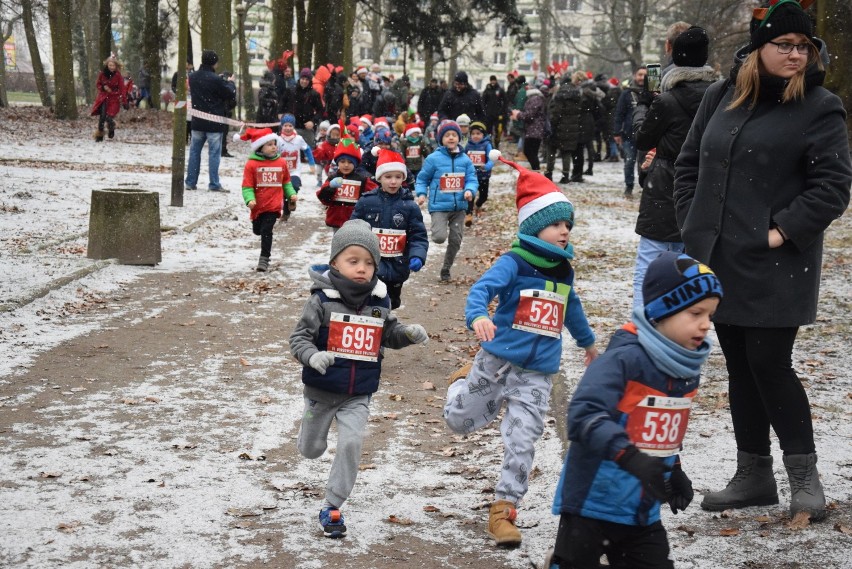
left=660, top=65, right=718, bottom=93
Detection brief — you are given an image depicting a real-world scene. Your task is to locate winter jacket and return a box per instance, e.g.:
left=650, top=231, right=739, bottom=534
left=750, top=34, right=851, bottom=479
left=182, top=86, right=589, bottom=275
left=552, top=324, right=697, bottom=526
left=188, top=65, right=236, bottom=132
left=437, top=85, right=486, bottom=122
left=613, top=86, right=640, bottom=141
left=399, top=136, right=430, bottom=172
left=417, top=86, right=444, bottom=121
left=289, top=268, right=413, bottom=395
left=482, top=83, right=507, bottom=119
left=255, top=72, right=280, bottom=126
left=372, top=91, right=397, bottom=121
left=415, top=146, right=479, bottom=212
left=90, top=67, right=126, bottom=118
left=465, top=251, right=595, bottom=374
left=577, top=82, right=600, bottom=144
left=316, top=169, right=377, bottom=228
left=516, top=88, right=547, bottom=140
left=547, top=82, right=582, bottom=151
left=324, top=74, right=346, bottom=121
left=464, top=136, right=494, bottom=181
left=674, top=40, right=851, bottom=327
left=601, top=84, right=621, bottom=136
left=240, top=152, right=296, bottom=221
left=291, top=83, right=324, bottom=128
left=633, top=66, right=716, bottom=243
left=351, top=188, right=429, bottom=284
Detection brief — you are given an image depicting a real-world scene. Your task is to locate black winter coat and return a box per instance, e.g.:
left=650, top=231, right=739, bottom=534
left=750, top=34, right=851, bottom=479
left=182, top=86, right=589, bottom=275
left=417, top=86, right=443, bottom=119
left=547, top=82, right=582, bottom=151
left=482, top=84, right=506, bottom=118
left=291, top=84, right=324, bottom=128
left=188, top=65, right=236, bottom=132
left=674, top=42, right=851, bottom=327
left=634, top=66, right=716, bottom=242
left=256, top=73, right=279, bottom=126
left=437, top=85, right=485, bottom=122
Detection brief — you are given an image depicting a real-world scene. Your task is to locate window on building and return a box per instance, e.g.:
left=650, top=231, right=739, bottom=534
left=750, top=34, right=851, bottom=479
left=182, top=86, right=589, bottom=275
left=360, top=47, right=373, bottom=60
left=493, top=52, right=507, bottom=65
left=569, top=0, right=582, bottom=10
left=555, top=0, right=568, bottom=9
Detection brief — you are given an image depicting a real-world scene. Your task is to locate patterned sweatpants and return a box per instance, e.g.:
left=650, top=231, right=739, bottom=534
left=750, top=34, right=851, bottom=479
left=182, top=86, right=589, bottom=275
left=443, top=349, right=552, bottom=504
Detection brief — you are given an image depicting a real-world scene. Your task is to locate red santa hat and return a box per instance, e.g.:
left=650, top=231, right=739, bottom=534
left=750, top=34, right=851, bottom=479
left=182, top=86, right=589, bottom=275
left=488, top=150, right=575, bottom=235
left=233, top=127, right=279, bottom=152
left=374, top=116, right=390, bottom=128
left=404, top=124, right=422, bottom=137
left=371, top=146, right=407, bottom=179
left=359, top=114, right=373, bottom=128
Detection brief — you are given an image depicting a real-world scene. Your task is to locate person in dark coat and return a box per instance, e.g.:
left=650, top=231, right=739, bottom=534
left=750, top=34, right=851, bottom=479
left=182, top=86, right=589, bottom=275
left=292, top=68, right=324, bottom=147
left=416, top=78, right=444, bottom=123
left=90, top=56, right=126, bottom=142
left=613, top=66, right=647, bottom=197
left=437, top=71, right=485, bottom=122
left=481, top=75, right=507, bottom=146
left=185, top=50, right=236, bottom=191
left=256, top=71, right=280, bottom=133
left=674, top=0, right=851, bottom=522
left=510, top=86, right=546, bottom=171
left=632, top=26, right=716, bottom=310
left=544, top=76, right=582, bottom=183
left=602, top=77, right=622, bottom=160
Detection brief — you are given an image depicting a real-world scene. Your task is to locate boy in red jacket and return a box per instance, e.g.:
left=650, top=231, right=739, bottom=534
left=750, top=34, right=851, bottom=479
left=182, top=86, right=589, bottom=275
left=316, top=132, right=376, bottom=232
left=235, top=128, right=298, bottom=271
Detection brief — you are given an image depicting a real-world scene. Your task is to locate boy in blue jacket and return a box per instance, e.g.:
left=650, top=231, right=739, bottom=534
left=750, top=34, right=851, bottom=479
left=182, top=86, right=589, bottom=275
left=415, top=120, right=478, bottom=282
left=463, top=121, right=494, bottom=226
left=444, top=150, right=598, bottom=548
left=546, top=251, right=723, bottom=568
left=351, top=147, right=429, bottom=309
left=289, top=220, right=429, bottom=538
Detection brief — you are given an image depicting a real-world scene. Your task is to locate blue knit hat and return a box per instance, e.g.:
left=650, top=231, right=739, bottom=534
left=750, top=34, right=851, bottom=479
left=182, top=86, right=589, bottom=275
left=643, top=252, right=723, bottom=324
left=437, top=120, right=462, bottom=146
left=281, top=113, right=296, bottom=125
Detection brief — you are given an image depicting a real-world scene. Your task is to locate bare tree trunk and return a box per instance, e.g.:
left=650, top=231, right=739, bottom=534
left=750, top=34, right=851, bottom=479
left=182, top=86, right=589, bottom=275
left=1, top=16, right=23, bottom=107
left=424, top=47, right=435, bottom=83
left=342, top=0, right=355, bottom=71
left=295, top=0, right=310, bottom=70
left=171, top=0, right=189, bottom=207
left=98, top=0, right=111, bottom=62
left=48, top=0, right=79, bottom=119
left=324, top=0, right=344, bottom=64
left=23, top=0, right=54, bottom=106
left=540, top=0, right=551, bottom=73
left=72, top=8, right=93, bottom=104
left=369, top=1, right=382, bottom=66
left=448, top=36, right=459, bottom=84
left=143, top=0, right=161, bottom=108
left=81, top=0, right=99, bottom=104
left=199, top=0, right=233, bottom=73
left=235, top=5, right=253, bottom=118
left=818, top=0, right=851, bottom=136
left=270, top=0, right=294, bottom=57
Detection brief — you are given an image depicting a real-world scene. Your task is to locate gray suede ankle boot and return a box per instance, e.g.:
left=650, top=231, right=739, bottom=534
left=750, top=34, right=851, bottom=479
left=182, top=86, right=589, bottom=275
left=256, top=256, right=270, bottom=272
left=783, top=453, right=826, bottom=520
left=701, top=450, right=778, bottom=511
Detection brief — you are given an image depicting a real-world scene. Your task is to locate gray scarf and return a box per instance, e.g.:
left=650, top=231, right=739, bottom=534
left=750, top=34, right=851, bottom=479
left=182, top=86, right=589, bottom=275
left=328, top=268, right=378, bottom=309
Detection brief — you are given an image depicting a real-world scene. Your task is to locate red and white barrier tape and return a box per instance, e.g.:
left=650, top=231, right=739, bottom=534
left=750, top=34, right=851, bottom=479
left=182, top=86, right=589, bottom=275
left=183, top=104, right=280, bottom=129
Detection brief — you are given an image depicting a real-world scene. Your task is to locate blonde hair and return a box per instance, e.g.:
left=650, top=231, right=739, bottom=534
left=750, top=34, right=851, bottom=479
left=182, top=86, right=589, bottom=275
left=571, top=71, right=586, bottom=84
left=728, top=38, right=821, bottom=110
left=103, top=56, right=123, bottom=71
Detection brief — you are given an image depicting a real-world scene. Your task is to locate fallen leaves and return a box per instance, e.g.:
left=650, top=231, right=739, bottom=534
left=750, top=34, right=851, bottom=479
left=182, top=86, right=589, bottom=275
left=57, top=521, right=82, bottom=533
left=788, top=511, right=812, bottom=530
left=387, top=515, right=413, bottom=525
left=719, top=527, right=740, bottom=537
left=238, top=452, right=266, bottom=461
left=38, top=471, right=62, bottom=479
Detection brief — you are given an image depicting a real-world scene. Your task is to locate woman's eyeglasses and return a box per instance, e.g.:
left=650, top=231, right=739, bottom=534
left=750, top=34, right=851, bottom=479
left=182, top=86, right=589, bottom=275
left=768, top=41, right=811, bottom=55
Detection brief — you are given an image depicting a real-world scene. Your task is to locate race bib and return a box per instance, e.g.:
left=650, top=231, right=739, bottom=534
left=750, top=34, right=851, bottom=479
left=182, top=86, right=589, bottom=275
left=624, top=396, right=692, bottom=457
left=405, top=146, right=421, bottom=158
left=468, top=151, right=486, bottom=166
left=326, top=313, right=384, bottom=362
left=512, top=289, right=566, bottom=338
left=256, top=166, right=284, bottom=187
left=283, top=152, right=298, bottom=172
left=333, top=179, right=361, bottom=203
left=373, top=227, right=407, bottom=257
left=439, top=173, right=465, bottom=192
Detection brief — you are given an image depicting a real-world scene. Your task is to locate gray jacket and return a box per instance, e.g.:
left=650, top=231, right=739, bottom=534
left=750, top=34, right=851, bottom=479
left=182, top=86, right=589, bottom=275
left=674, top=41, right=851, bottom=327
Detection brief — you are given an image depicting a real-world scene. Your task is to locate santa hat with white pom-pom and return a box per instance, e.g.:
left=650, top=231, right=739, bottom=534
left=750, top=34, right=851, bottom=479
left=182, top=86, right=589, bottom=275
left=489, top=149, right=575, bottom=235
left=372, top=146, right=407, bottom=179
left=233, top=127, right=279, bottom=152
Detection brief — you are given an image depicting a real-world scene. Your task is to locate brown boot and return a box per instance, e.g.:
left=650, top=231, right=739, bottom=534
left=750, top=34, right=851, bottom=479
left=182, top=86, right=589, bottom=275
left=94, top=129, right=104, bottom=142
left=448, top=362, right=472, bottom=386
left=488, top=500, right=522, bottom=547
left=464, top=213, right=473, bottom=227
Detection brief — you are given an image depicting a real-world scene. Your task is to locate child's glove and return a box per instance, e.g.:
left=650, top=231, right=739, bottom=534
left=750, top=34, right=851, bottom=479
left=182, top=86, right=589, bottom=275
left=409, top=257, right=423, bottom=272
left=308, top=351, right=336, bottom=375
left=665, top=462, right=694, bottom=514
left=614, top=445, right=670, bottom=501
left=329, top=177, right=344, bottom=188
left=404, top=324, right=429, bottom=344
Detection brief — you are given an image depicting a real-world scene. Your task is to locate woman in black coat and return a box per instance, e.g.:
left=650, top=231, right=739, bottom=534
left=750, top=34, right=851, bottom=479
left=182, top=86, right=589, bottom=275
left=674, top=0, right=851, bottom=521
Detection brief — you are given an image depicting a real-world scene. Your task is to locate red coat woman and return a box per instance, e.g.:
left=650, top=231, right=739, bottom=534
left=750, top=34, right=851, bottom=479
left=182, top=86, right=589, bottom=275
left=90, top=57, right=126, bottom=141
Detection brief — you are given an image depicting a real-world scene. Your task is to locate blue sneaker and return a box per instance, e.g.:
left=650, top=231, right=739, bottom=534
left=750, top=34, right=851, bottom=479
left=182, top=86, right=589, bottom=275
left=319, top=507, right=346, bottom=538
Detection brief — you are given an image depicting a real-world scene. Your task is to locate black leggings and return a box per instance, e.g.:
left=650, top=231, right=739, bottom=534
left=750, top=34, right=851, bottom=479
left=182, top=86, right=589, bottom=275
left=524, top=137, right=542, bottom=171
left=715, top=323, right=814, bottom=456
left=252, top=212, right=278, bottom=258
left=467, top=178, right=490, bottom=213
left=552, top=514, right=673, bottom=569
left=98, top=104, right=115, bottom=131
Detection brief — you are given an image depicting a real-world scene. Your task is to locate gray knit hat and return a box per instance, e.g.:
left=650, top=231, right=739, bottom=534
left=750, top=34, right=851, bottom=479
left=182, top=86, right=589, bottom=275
left=330, top=219, right=381, bottom=266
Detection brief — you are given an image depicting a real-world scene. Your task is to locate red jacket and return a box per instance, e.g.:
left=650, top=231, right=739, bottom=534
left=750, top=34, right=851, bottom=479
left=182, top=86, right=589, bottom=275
left=241, top=154, right=295, bottom=221
left=90, top=68, right=126, bottom=117
left=316, top=170, right=376, bottom=228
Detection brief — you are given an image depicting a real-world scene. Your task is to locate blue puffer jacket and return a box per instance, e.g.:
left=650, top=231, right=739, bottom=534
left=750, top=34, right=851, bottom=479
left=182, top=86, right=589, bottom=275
left=350, top=188, right=429, bottom=284
left=414, top=146, right=478, bottom=212
left=464, top=136, right=494, bottom=181
left=465, top=252, right=595, bottom=374
left=552, top=325, right=699, bottom=526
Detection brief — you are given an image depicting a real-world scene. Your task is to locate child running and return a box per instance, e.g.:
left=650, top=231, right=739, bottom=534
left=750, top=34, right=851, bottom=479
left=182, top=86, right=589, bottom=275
left=316, top=130, right=376, bottom=232
left=289, top=219, right=429, bottom=538
left=463, top=121, right=494, bottom=226
left=351, top=147, right=429, bottom=309
left=444, top=150, right=598, bottom=547
left=235, top=127, right=297, bottom=271
left=277, top=113, right=315, bottom=220
left=546, top=251, right=723, bottom=569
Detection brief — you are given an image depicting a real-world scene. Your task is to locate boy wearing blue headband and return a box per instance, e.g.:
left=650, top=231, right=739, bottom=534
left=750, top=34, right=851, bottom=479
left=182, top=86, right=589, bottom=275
left=443, top=150, right=598, bottom=548
left=546, top=251, right=723, bottom=568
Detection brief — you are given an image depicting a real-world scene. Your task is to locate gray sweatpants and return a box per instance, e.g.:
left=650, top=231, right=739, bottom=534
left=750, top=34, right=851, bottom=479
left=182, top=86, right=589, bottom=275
left=297, top=385, right=371, bottom=508
left=443, top=349, right=552, bottom=504
left=429, top=209, right=466, bottom=273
